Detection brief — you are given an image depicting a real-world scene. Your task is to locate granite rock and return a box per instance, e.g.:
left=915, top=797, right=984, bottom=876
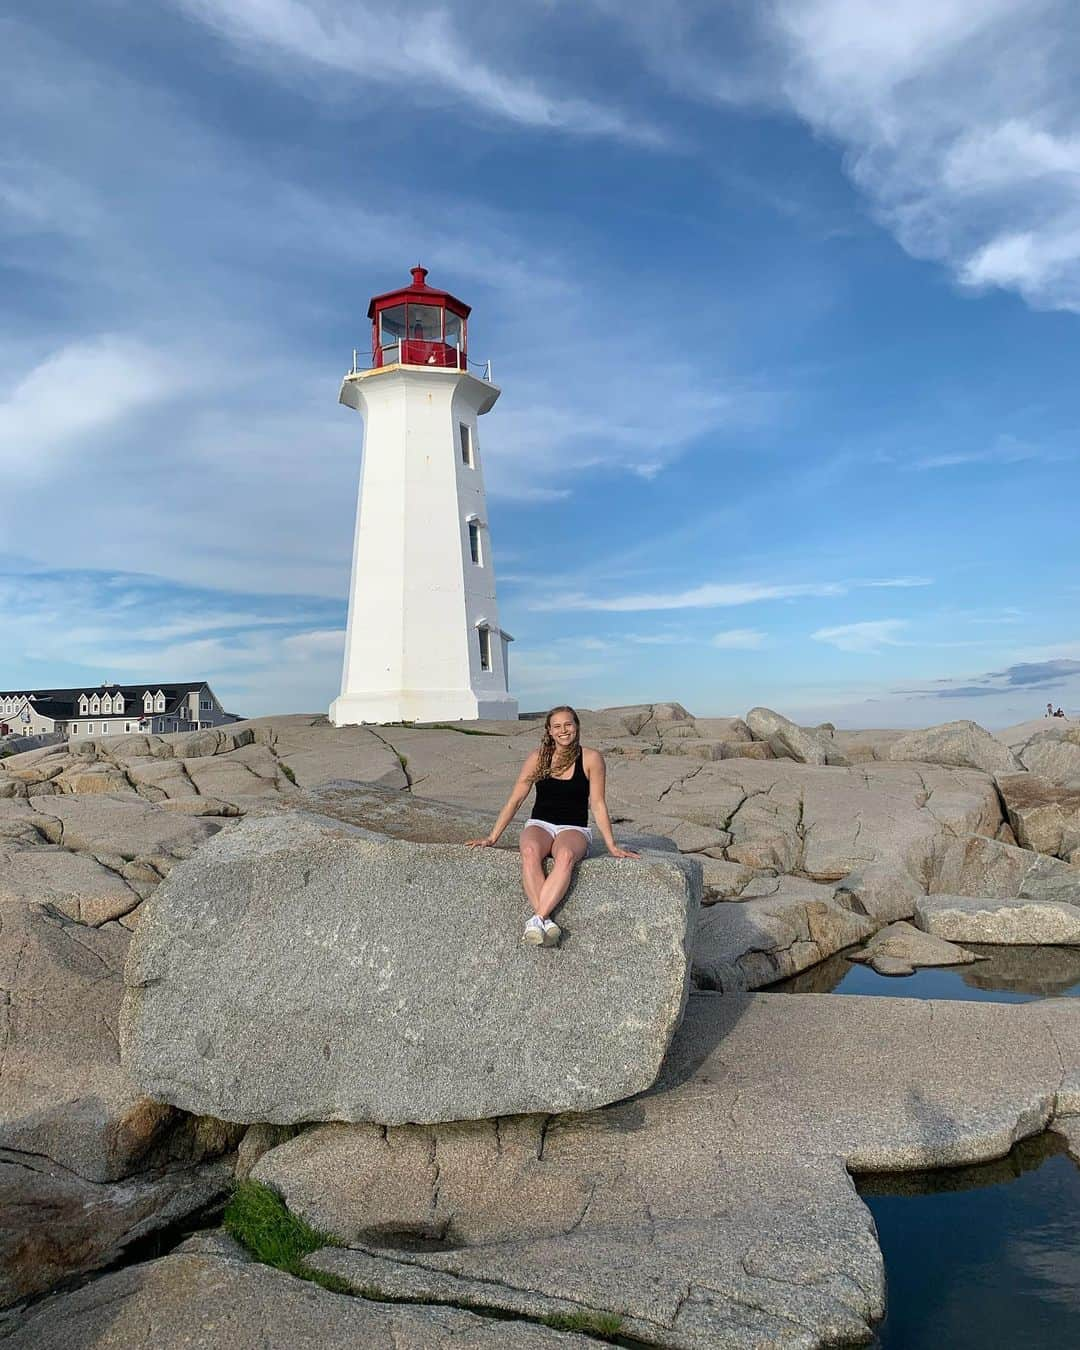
left=887, top=719, right=1023, bottom=775
left=121, top=812, right=699, bottom=1125
left=1, top=1245, right=602, bottom=1349
left=746, top=706, right=830, bottom=765
left=916, top=894, right=1080, bottom=945
left=849, top=920, right=982, bottom=975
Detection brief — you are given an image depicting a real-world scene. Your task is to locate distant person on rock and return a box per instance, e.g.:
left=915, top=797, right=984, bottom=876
left=1055, top=707, right=1067, bottom=718
left=466, top=704, right=639, bottom=947
left=1047, top=703, right=1055, bottom=717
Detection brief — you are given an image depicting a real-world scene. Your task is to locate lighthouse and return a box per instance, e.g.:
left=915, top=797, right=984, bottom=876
left=330, top=267, right=518, bottom=726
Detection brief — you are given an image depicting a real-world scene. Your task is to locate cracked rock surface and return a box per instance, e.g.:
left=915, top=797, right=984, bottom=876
left=254, top=989, right=1080, bottom=1349
left=4, top=704, right=1080, bottom=1343
left=1, top=1238, right=605, bottom=1349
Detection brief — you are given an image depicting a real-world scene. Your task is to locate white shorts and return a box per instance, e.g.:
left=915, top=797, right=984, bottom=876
left=523, top=818, right=593, bottom=844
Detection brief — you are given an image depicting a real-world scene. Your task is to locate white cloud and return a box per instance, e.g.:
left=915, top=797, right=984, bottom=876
left=530, top=577, right=928, bottom=613
left=0, top=335, right=179, bottom=474
left=711, top=628, right=767, bottom=649
left=616, top=0, right=1080, bottom=312
left=811, top=619, right=908, bottom=654
left=172, top=0, right=663, bottom=145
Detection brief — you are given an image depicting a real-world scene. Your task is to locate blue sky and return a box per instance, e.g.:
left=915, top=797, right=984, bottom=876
left=2, top=0, right=1078, bottom=728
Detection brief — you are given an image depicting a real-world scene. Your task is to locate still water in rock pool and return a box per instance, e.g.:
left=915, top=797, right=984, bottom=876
left=857, top=1132, right=1080, bottom=1349
left=771, top=943, right=1080, bottom=1002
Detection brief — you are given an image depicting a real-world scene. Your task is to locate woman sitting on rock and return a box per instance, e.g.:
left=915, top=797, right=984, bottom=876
left=466, top=705, right=639, bottom=947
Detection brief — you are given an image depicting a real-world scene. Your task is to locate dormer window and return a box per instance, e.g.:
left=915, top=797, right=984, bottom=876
left=143, top=692, right=153, bottom=712
left=155, top=693, right=166, bottom=712
left=79, top=696, right=89, bottom=714
left=102, top=695, right=112, bottom=714
left=114, top=695, right=124, bottom=713
left=90, top=695, right=100, bottom=714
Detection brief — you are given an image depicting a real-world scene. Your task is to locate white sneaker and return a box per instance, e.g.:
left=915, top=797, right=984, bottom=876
left=542, top=918, right=561, bottom=947
left=522, top=915, right=547, bottom=946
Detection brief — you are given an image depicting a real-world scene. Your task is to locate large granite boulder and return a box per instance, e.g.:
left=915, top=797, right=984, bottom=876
left=746, top=706, right=831, bottom=765
left=692, top=877, right=875, bottom=991
left=997, top=772, right=1080, bottom=859
left=121, top=812, right=699, bottom=1126
left=1000, top=720, right=1080, bottom=787
left=887, top=719, right=1022, bottom=776
left=933, top=834, right=1080, bottom=904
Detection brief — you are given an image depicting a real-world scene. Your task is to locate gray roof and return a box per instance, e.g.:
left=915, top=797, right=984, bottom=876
left=0, top=682, right=213, bottom=720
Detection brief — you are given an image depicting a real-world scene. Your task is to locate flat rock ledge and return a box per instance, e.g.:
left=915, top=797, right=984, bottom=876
left=249, top=990, right=1080, bottom=1350
left=2, top=1239, right=605, bottom=1349
left=916, top=894, right=1080, bottom=945
left=120, top=812, right=699, bottom=1126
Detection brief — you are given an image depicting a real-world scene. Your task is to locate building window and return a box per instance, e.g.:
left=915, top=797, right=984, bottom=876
left=459, top=423, right=473, bottom=467
left=468, top=518, right=482, bottom=565
left=478, top=625, right=492, bottom=673
left=86, top=723, right=94, bottom=734
left=200, top=699, right=211, bottom=710
left=155, top=695, right=165, bottom=712
left=72, top=725, right=79, bottom=734
left=125, top=722, right=132, bottom=732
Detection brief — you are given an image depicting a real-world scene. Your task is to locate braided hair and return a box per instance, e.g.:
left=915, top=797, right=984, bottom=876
left=529, top=705, right=581, bottom=783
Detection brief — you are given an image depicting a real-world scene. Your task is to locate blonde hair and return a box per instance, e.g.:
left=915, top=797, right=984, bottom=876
left=529, top=705, right=581, bottom=783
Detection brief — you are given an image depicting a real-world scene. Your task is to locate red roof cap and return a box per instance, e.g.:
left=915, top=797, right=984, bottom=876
left=367, top=265, right=471, bottom=320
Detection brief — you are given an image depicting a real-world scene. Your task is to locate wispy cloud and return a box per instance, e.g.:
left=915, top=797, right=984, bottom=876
left=616, top=1, right=1080, bottom=312
left=530, top=577, right=929, bottom=613
left=0, top=335, right=183, bottom=474
left=812, top=619, right=909, bottom=654
left=172, top=0, right=665, bottom=146
left=904, top=436, right=1056, bottom=472
left=711, top=628, right=767, bottom=649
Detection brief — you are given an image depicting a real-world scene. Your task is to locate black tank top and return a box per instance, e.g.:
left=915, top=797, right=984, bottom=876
left=532, top=752, right=590, bottom=827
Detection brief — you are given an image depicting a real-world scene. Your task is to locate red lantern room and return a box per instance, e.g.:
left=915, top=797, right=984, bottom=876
left=367, top=265, right=470, bottom=370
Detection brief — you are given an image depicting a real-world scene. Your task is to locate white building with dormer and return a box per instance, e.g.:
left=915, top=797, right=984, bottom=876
left=0, top=682, right=239, bottom=740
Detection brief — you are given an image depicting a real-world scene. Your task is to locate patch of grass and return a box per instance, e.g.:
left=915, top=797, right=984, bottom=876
left=223, top=1180, right=346, bottom=1292
left=396, top=752, right=409, bottom=770
left=541, top=1309, right=625, bottom=1337
left=279, top=763, right=297, bottom=785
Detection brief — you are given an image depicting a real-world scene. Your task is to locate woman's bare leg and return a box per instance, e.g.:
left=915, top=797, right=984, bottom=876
left=536, top=831, right=589, bottom=920
left=520, top=825, right=554, bottom=916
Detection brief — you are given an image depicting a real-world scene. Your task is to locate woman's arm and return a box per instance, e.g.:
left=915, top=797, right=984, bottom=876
left=585, top=750, right=640, bottom=859
left=465, top=752, right=539, bottom=846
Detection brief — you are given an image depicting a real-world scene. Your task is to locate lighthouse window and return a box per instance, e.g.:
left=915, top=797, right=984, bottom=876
left=459, top=423, right=473, bottom=467
left=478, top=625, right=493, bottom=672
left=445, top=310, right=463, bottom=352
left=408, top=304, right=442, bottom=341
left=468, top=519, right=482, bottom=565
left=379, top=305, right=407, bottom=358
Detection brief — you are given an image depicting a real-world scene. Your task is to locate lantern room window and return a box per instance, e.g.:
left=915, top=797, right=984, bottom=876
left=409, top=304, right=442, bottom=341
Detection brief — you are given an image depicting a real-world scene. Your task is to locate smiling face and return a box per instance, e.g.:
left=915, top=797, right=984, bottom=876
left=547, top=708, right=579, bottom=749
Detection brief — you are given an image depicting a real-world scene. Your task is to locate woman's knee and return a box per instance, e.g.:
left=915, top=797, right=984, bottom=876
left=520, top=842, right=546, bottom=865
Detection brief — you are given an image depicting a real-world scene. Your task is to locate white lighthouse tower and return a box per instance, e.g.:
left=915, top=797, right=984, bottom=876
left=330, top=267, right=518, bottom=726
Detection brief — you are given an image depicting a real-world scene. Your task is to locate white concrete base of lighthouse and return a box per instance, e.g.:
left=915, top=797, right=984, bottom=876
left=330, top=689, right=518, bottom=726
